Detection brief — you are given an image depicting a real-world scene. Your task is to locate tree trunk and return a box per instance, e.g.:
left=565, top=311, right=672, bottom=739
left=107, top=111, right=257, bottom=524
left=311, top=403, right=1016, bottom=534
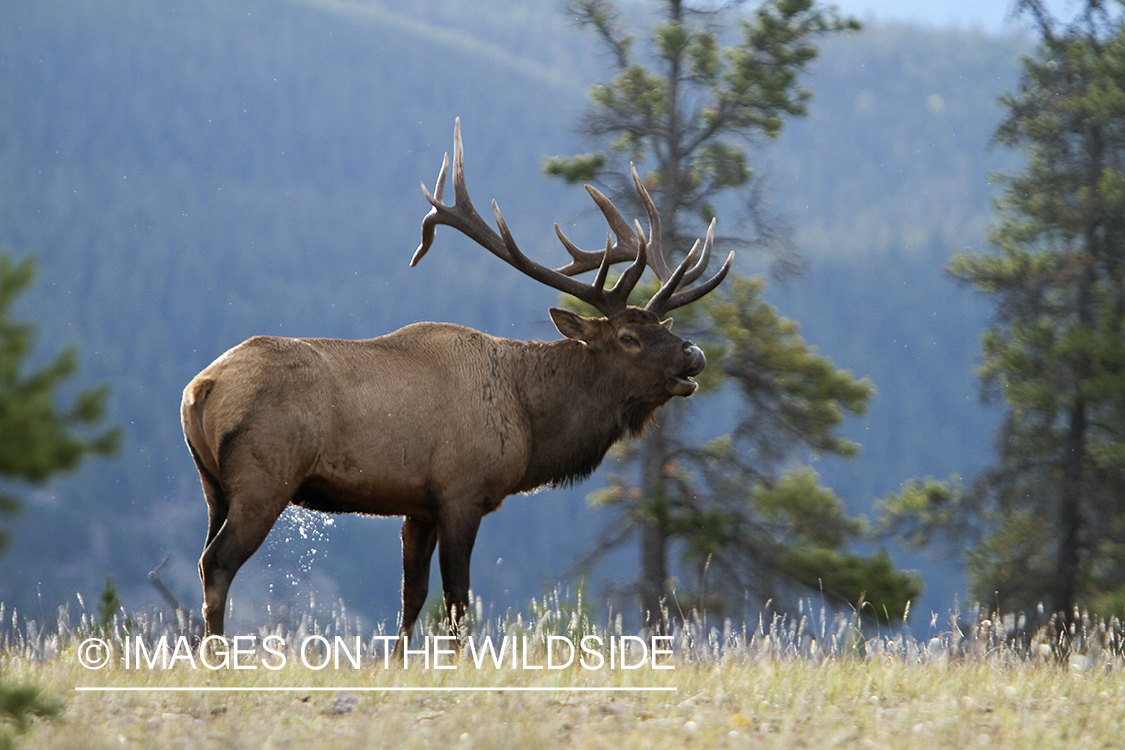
left=1052, top=207, right=1100, bottom=616
left=639, top=420, right=669, bottom=630
left=1053, top=397, right=1085, bottom=616
left=638, top=7, right=683, bottom=630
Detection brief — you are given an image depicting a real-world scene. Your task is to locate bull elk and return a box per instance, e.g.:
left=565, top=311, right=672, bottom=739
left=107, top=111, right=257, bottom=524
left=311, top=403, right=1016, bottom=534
left=182, top=119, right=733, bottom=639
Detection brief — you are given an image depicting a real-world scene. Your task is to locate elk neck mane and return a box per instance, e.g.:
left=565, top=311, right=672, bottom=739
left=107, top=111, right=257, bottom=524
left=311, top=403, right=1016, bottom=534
left=511, top=335, right=668, bottom=492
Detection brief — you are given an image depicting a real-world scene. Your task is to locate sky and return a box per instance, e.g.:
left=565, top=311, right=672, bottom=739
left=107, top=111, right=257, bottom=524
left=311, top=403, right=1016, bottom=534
left=832, top=0, right=1073, bottom=32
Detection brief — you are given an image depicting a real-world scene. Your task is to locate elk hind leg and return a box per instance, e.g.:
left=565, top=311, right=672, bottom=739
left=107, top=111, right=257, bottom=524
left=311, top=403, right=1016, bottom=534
left=199, top=483, right=289, bottom=636
left=200, top=474, right=229, bottom=550
left=187, top=443, right=229, bottom=548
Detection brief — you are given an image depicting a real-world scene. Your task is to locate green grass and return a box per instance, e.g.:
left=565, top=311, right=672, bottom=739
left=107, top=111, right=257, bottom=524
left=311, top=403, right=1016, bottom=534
left=4, top=598, right=1125, bottom=749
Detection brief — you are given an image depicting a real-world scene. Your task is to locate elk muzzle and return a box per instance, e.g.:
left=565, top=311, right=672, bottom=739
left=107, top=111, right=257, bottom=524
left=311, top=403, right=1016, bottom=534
left=668, top=343, right=705, bottom=397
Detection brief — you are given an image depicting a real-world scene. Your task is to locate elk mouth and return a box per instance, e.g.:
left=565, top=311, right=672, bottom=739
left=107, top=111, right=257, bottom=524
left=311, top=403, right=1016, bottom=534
left=668, top=345, right=705, bottom=397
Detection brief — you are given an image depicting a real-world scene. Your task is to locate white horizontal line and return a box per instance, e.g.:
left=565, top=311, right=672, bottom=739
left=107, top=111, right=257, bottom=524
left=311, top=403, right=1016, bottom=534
left=75, top=686, right=677, bottom=693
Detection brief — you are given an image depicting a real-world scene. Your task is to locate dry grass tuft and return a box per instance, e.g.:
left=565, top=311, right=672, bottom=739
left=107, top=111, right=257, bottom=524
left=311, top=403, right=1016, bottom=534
left=4, top=594, right=1125, bottom=748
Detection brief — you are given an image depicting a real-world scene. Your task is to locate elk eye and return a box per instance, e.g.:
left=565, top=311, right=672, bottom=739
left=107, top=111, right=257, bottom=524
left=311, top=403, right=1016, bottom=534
left=619, top=333, right=639, bottom=348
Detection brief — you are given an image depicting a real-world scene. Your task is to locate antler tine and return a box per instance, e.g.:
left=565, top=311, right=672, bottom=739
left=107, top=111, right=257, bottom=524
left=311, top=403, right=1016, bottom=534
left=412, top=151, right=449, bottom=267
left=554, top=223, right=612, bottom=275
left=629, top=164, right=670, bottom=280
left=680, top=218, right=715, bottom=287
left=647, top=250, right=735, bottom=317
left=552, top=183, right=643, bottom=277
left=644, top=234, right=699, bottom=315
left=450, top=116, right=473, bottom=209
left=608, top=219, right=648, bottom=309
left=586, top=185, right=640, bottom=252
left=592, top=233, right=614, bottom=293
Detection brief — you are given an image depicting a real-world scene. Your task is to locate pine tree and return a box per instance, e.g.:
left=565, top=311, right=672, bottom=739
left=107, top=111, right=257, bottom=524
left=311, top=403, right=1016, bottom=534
left=548, top=0, right=919, bottom=624
left=0, top=254, right=120, bottom=553
left=584, top=276, right=919, bottom=623
left=880, top=0, right=1125, bottom=616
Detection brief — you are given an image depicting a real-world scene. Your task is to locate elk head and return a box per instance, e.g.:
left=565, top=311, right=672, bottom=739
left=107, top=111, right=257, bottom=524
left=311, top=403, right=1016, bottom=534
left=413, top=118, right=733, bottom=404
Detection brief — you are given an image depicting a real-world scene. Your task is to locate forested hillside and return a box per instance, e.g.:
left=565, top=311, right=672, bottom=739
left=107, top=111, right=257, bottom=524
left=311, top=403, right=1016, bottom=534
left=767, top=26, right=1028, bottom=611
left=0, top=0, right=1027, bottom=627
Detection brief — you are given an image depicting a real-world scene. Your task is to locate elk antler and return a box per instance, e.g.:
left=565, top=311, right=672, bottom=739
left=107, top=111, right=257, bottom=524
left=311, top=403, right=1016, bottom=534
left=414, top=118, right=646, bottom=317
left=414, top=119, right=732, bottom=318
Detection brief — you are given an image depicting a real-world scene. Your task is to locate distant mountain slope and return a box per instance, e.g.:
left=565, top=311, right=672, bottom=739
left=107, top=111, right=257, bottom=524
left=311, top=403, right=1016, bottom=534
left=0, top=0, right=1029, bottom=626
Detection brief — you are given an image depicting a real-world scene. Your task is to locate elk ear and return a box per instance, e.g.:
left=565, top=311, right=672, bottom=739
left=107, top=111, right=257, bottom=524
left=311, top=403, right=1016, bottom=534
left=661, top=318, right=674, bottom=331
left=549, top=307, right=603, bottom=344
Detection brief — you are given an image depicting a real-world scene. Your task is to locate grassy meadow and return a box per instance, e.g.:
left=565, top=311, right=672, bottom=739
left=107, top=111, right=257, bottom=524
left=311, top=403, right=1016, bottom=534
left=3, top=601, right=1125, bottom=749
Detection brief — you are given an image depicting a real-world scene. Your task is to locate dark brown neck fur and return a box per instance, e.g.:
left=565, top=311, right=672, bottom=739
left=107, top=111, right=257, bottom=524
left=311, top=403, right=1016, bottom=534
left=511, top=338, right=669, bottom=492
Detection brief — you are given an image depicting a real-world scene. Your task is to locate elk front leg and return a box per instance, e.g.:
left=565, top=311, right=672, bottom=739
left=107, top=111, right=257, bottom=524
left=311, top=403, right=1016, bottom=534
left=437, top=511, right=482, bottom=638
left=398, top=516, right=438, bottom=642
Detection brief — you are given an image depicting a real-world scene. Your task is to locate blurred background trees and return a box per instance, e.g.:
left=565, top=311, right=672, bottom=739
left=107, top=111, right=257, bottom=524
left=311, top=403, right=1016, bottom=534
left=0, top=254, right=118, bottom=555
left=880, top=0, right=1125, bottom=618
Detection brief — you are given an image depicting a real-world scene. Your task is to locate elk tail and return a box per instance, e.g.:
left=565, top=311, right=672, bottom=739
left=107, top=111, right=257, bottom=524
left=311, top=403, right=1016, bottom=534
left=182, top=377, right=220, bottom=481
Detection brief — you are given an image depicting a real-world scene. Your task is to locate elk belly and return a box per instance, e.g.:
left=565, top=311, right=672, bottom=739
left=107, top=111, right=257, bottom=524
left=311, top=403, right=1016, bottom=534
left=291, top=462, right=432, bottom=518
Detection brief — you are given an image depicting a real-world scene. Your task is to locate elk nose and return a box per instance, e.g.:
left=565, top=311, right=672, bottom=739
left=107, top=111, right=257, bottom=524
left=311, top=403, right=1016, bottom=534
left=683, top=343, right=705, bottom=376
